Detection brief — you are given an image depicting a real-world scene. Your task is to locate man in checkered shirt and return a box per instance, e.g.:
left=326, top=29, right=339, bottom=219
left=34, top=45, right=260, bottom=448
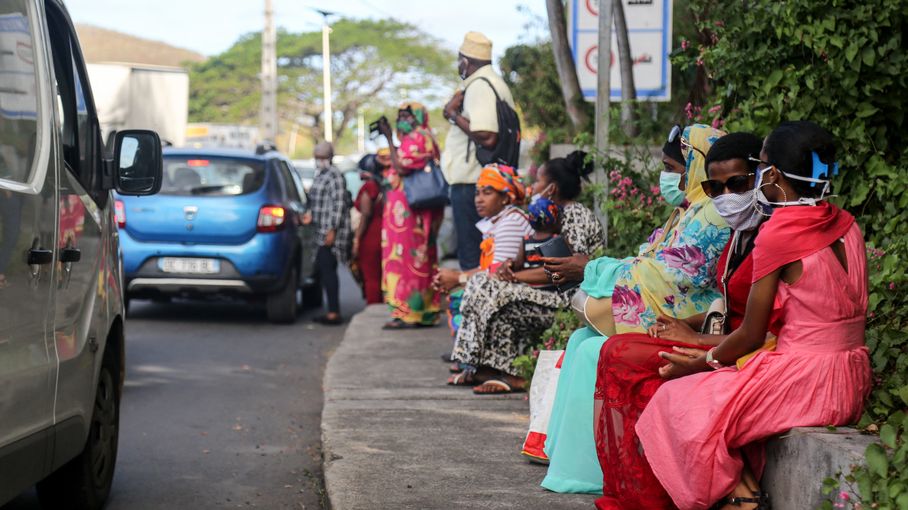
left=307, top=141, right=352, bottom=325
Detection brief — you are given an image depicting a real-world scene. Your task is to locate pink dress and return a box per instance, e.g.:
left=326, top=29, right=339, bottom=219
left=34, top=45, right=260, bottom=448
left=636, top=222, right=872, bottom=510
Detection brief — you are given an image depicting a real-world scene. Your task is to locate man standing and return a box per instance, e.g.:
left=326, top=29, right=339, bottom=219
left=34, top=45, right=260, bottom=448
left=442, top=31, right=516, bottom=271
left=307, top=141, right=351, bottom=325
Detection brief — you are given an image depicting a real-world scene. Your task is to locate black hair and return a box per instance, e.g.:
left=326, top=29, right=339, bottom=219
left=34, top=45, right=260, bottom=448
left=662, top=137, right=684, bottom=166
left=764, top=121, right=836, bottom=198
left=705, top=132, right=764, bottom=175
left=544, top=150, right=594, bottom=200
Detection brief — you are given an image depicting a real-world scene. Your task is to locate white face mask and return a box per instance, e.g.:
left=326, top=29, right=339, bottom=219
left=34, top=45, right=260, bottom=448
left=753, top=165, right=832, bottom=208
left=712, top=192, right=766, bottom=231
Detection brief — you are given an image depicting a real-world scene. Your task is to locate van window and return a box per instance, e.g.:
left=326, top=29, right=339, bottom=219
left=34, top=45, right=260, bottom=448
left=0, top=3, right=39, bottom=184
left=160, top=156, right=265, bottom=196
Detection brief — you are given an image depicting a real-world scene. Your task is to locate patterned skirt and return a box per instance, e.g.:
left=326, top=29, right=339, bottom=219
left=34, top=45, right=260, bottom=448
left=451, top=271, right=572, bottom=376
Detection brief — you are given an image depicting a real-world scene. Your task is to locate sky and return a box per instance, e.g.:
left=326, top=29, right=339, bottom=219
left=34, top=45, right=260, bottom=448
left=64, top=0, right=549, bottom=62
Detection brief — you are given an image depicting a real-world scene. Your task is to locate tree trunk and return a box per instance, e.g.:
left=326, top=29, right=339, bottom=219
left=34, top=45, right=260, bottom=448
left=613, top=0, right=639, bottom=137
left=546, top=0, right=590, bottom=133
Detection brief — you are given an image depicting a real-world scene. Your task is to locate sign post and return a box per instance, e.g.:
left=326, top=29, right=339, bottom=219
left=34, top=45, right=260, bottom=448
left=594, top=0, right=613, bottom=241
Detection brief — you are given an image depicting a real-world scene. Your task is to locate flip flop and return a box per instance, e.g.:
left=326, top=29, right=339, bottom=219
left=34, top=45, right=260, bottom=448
left=446, top=371, right=476, bottom=386
left=382, top=319, right=413, bottom=330
left=449, top=362, right=464, bottom=374
left=472, top=378, right=520, bottom=395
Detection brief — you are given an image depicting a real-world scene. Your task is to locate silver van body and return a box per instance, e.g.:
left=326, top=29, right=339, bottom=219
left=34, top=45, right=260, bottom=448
left=0, top=0, right=161, bottom=507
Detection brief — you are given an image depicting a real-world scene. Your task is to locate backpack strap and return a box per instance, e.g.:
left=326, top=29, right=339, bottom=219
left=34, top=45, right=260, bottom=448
left=463, top=76, right=502, bottom=163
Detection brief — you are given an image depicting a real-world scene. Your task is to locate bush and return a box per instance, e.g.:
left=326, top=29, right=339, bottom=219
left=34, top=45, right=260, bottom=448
left=675, top=0, right=908, bottom=503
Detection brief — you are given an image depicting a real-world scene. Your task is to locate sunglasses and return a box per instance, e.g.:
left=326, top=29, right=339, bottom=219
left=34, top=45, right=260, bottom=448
left=701, top=173, right=755, bottom=198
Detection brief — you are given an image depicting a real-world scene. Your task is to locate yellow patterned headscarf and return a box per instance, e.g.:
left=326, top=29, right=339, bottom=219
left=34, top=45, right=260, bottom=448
left=399, top=101, right=429, bottom=128
left=681, top=124, right=726, bottom=205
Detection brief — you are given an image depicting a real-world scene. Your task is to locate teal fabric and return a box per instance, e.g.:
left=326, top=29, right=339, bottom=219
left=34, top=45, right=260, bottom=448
left=541, top=327, right=607, bottom=494
left=579, top=256, right=629, bottom=299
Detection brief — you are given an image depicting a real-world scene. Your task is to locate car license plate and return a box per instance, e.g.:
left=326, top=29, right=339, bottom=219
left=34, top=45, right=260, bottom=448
left=158, top=257, right=221, bottom=274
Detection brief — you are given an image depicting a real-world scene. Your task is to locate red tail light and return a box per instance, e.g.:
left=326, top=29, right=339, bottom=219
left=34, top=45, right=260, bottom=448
left=257, top=205, right=286, bottom=232
left=114, top=200, right=126, bottom=228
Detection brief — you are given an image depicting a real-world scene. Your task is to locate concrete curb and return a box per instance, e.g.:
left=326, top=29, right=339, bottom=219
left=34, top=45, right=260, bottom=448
left=321, top=306, right=874, bottom=509
left=321, top=305, right=594, bottom=509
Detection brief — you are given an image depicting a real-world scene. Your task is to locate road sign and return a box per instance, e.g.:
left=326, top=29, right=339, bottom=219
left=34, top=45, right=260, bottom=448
left=568, top=0, right=672, bottom=101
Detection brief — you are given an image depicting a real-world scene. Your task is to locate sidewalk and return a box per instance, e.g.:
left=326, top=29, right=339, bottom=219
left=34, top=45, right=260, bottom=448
left=321, top=304, right=595, bottom=509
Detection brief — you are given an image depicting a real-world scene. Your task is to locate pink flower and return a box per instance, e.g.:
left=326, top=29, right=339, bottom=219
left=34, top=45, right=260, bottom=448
left=712, top=117, right=725, bottom=129
left=663, top=245, right=707, bottom=276
left=714, top=20, right=725, bottom=27
left=684, top=102, right=694, bottom=119
left=680, top=39, right=689, bottom=50
left=708, top=104, right=722, bottom=114
left=838, top=492, right=850, bottom=501
left=696, top=58, right=704, bottom=67
left=532, top=349, right=540, bottom=359
left=612, top=285, right=645, bottom=326
left=889, top=282, right=896, bottom=290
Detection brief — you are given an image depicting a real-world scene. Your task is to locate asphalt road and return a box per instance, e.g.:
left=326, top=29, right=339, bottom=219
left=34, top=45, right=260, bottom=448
left=4, top=272, right=364, bottom=510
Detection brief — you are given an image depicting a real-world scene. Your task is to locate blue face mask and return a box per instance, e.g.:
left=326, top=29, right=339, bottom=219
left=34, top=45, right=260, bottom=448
left=659, top=171, right=686, bottom=206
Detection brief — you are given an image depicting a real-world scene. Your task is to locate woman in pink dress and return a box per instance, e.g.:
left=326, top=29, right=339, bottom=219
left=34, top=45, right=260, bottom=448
left=635, top=121, right=872, bottom=509
left=377, top=102, right=443, bottom=328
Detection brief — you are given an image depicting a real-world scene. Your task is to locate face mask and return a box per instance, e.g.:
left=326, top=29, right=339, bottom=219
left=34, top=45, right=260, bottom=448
left=712, top=192, right=766, bottom=231
left=754, top=166, right=828, bottom=209
left=458, top=57, right=468, bottom=80
left=396, top=119, right=414, bottom=134
left=659, top=171, right=686, bottom=206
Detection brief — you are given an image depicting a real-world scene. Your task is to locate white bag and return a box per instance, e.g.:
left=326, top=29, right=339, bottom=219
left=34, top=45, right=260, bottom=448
left=521, top=349, right=564, bottom=463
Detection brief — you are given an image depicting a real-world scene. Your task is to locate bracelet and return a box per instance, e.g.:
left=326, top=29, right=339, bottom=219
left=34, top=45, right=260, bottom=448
left=705, top=348, right=725, bottom=370
left=458, top=272, right=469, bottom=285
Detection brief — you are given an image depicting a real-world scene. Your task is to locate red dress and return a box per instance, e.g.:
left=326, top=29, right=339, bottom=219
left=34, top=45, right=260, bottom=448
left=354, top=179, right=383, bottom=304
left=593, top=235, right=767, bottom=510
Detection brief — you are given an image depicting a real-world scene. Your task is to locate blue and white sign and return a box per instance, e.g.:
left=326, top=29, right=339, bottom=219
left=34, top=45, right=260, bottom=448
left=568, top=0, right=672, bottom=102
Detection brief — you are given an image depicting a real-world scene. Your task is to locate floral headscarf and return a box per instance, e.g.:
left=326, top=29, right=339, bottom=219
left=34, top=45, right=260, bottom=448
left=399, top=101, right=430, bottom=128
left=477, top=164, right=526, bottom=203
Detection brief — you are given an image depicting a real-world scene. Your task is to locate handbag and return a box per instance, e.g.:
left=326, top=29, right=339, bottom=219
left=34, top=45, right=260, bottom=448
left=535, top=236, right=581, bottom=292
left=700, top=231, right=737, bottom=335
left=570, top=289, right=616, bottom=337
left=403, top=159, right=449, bottom=210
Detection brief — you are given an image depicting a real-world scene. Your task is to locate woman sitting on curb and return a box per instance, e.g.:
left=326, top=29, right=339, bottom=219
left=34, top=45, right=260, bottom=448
left=446, top=152, right=605, bottom=394
left=591, top=132, right=773, bottom=508
left=633, top=121, right=871, bottom=510
left=541, top=124, right=730, bottom=494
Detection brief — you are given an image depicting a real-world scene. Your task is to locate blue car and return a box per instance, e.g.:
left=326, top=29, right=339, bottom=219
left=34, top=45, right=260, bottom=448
left=117, top=146, right=319, bottom=323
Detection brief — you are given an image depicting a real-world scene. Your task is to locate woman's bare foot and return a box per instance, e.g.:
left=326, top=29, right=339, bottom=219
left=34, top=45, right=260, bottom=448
left=472, top=374, right=526, bottom=394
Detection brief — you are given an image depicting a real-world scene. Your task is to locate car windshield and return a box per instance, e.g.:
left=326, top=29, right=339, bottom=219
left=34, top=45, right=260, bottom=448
left=160, top=156, right=265, bottom=196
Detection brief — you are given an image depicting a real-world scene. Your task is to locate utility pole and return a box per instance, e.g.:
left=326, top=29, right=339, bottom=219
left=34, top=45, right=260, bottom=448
left=260, top=0, right=278, bottom=143
left=595, top=0, right=614, bottom=243
left=315, top=10, right=335, bottom=142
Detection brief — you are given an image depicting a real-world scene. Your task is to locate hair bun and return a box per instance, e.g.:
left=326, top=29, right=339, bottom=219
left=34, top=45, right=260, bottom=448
left=565, top=150, right=594, bottom=178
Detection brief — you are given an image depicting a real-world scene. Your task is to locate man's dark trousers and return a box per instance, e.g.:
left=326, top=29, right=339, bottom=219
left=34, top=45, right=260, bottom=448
left=315, top=245, right=340, bottom=314
left=450, top=183, right=482, bottom=270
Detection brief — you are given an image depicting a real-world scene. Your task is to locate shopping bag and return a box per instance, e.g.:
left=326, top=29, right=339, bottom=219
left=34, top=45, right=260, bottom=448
left=521, top=349, right=564, bottom=463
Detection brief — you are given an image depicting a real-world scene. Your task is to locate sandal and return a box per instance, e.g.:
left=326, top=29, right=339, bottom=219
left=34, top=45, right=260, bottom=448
left=447, top=371, right=477, bottom=386
left=472, top=378, right=524, bottom=395
left=449, top=362, right=464, bottom=374
left=382, top=319, right=413, bottom=330
left=715, top=491, right=771, bottom=509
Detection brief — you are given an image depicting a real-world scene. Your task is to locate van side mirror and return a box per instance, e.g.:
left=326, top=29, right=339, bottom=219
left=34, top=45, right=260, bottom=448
left=114, top=130, right=163, bottom=195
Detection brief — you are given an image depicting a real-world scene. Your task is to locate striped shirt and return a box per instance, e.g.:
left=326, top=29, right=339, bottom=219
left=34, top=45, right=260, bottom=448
left=476, top=206, right=535, bottom=264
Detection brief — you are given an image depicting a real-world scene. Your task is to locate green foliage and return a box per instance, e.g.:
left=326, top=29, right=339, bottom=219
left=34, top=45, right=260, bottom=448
left=674, top=0, right=908, bottom=503
left=188, top=18, right=456, bottom=148
left=513, top=309, right=582, bottom=382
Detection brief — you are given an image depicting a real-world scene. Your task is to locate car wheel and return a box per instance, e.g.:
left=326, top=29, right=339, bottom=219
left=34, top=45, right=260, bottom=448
left=266, top=266, right=298, bottom=324
left=36, top=348, right=120, bottom=510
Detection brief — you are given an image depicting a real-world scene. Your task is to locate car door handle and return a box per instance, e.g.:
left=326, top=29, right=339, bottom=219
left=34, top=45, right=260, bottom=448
left=28, top=248, right=54, bottom=265
left=61, top=248, right=82, bottom=263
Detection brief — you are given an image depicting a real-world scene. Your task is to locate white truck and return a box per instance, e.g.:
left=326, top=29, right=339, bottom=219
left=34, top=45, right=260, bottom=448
left=87, top=62, right=189, bottom=147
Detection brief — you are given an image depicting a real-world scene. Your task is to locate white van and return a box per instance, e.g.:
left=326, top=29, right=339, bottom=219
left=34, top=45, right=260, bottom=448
left=0, top=0, right=162, bottom=507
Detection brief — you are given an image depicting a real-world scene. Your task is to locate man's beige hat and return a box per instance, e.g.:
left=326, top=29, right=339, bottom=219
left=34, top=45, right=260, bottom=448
left=459, top=31, right=492, bottom=61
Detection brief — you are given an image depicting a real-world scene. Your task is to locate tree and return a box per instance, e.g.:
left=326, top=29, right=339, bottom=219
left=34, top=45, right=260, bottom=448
left=189, top=18, right=456, bottom=147
left=545, top=0, right=590, bottom=133
left=613, top=1, right=639, bottom=137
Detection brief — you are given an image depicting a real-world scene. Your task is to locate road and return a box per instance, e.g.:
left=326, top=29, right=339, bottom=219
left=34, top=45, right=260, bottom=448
left=4, top=273, right=364, bottom=510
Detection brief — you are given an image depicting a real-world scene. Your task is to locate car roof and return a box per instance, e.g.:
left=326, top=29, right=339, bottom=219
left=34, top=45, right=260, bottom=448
left=163, top=147, right=285, bottom=161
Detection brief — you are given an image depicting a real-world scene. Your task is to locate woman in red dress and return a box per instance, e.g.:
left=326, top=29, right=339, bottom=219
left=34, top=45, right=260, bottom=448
left=352, top=150, right=388, bottom=304
left=593, top=133, right=772, bottom=509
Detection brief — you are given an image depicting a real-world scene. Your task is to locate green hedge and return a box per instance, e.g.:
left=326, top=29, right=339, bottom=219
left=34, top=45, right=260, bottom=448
left=674, top=0, right=907, bottom=505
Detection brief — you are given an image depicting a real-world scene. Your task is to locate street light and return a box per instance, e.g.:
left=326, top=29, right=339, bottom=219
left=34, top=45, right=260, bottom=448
left=314, top=9, right=336, bottom=142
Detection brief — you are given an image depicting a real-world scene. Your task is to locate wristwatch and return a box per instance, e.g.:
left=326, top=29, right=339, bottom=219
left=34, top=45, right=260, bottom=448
left=705, top=348, right=725, bottom=370
left=447, top=111, right=459, bottom=125
left=457, top=272, right=469, bottom=285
